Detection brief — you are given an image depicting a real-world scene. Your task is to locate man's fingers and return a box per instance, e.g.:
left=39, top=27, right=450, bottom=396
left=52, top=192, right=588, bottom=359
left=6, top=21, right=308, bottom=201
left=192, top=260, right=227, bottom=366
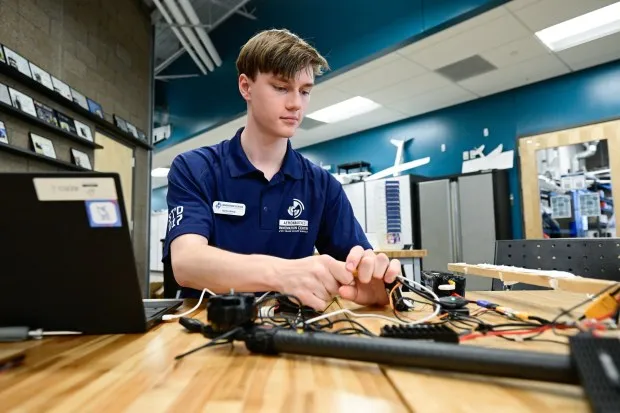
left=345, top=246, right=365, bottom=273
left=338, top=284, right=358, bottom=302
left=373, top=253, right=390, bottom=280
left=357, top=249, right=375, bottom=284
left=300, top=291, right=328, bottom=311
left=385, top=259, right=401, bottom=284
left=324, top=256, right=354, bottom=286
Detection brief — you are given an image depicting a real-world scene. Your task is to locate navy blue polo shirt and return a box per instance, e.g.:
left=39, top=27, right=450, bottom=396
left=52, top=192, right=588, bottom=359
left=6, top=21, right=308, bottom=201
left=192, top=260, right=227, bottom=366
left=163, top=127, right=371, bottom=297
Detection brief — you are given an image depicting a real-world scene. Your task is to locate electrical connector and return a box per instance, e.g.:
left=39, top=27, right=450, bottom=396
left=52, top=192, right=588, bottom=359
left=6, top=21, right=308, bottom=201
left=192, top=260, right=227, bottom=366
left=583, top=293, right=620, bottom=320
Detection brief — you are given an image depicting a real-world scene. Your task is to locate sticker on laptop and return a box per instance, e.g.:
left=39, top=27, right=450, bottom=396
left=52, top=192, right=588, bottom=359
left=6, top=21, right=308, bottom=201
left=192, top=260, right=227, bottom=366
left=85, top=200, right=121, bottom=227
left=213, top=201, right=246, bottom=216
left=33, top=177, right=118, bottom=201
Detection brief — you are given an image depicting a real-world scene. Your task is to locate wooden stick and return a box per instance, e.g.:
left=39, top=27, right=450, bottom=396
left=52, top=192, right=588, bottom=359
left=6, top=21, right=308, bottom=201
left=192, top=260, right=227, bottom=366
left=447, top=263, right=616, bottom=294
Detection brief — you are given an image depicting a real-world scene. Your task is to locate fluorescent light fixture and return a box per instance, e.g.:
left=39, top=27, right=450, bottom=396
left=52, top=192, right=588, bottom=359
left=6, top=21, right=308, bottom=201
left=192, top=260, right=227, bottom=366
left=151, top=167, right=170, bottom=178
left=535, top=1, right=620, bottom=52
left=306, top=96, right=381, bottom=123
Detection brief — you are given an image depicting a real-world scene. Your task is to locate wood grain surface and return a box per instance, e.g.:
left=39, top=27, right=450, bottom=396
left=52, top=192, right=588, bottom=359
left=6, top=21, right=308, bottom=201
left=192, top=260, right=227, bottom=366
left=448, top=263, right=616, bottom=294
left=314, top=249, right=428, bottom=258
left=0, top=291, right=592, bottom=412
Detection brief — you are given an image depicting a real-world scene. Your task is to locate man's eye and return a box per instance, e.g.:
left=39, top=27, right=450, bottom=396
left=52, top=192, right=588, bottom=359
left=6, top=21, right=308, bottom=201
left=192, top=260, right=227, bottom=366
left=274, top=86, right=287, bottom=92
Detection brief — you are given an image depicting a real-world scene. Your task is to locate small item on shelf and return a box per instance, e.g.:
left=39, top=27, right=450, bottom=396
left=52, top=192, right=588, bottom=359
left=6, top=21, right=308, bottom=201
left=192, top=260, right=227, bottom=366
left=2, top=46, right=32, bottom=78
left=87, top=98, right=104, bottom=119
left=56, top=111, right=77, bottom=135
left=8, top=87, right=37, bottom=117
left=51, top=76, right=72, bottom=100
left=126, top=121, right=139, bottom=138
left=70, top=88, right=89, bottom=111
left=74, top=119, right=93, bottom=142
left=34, top=101, right=59, bottom=128
left=71, top=148, right=92, bottom=170
left=114, top=114, right=129, bottom=133
left=0, top=82, right=10, bottom=106
left=28, top=62, right=54, bottom=91
left=0, top=120, right=8, bottom=144
left=137, top=129, right=147, bottom=141
left=29, top=132, right=57, bottom=159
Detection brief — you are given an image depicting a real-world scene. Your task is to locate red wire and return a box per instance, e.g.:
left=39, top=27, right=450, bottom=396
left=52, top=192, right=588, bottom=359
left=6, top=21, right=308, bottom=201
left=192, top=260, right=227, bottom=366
left=460, top=326, right=550, bottom=342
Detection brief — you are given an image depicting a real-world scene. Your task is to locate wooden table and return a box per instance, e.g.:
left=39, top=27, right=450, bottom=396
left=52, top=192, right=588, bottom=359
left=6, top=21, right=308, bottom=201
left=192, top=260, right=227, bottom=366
left=0, top=290, right=591, bottom=412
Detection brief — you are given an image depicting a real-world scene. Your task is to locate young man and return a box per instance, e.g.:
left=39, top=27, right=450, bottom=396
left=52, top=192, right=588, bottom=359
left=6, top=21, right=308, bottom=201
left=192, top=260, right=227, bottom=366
left=164, top=29, right=401, bottom=310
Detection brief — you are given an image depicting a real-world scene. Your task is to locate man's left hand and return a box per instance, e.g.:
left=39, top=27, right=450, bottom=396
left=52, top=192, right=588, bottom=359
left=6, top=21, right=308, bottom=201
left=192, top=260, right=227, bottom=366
left=338, top=246, right=401, bottom=306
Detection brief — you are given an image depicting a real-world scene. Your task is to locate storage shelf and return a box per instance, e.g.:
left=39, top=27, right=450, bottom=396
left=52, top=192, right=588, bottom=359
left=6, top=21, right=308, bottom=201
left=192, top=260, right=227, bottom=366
left=0, top=63, right=152, bottom=150
left=0, top=142, right=91, bottom=171
left=0, top=101, right=103, bottom=149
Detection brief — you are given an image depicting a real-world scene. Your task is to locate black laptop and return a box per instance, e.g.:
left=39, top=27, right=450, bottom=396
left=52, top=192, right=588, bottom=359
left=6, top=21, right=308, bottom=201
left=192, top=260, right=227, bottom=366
left=0, top=172, right=182, bottom=334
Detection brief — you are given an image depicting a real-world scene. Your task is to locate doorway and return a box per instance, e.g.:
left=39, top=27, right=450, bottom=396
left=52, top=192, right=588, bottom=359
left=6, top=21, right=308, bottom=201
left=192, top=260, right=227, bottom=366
left=94, top=131, right=135, bottom=227
left=519, top=120, right=620, bottom=239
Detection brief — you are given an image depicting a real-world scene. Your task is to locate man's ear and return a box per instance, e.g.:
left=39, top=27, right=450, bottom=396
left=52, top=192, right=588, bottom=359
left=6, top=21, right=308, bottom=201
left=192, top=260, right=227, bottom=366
left=238, top=74, right=251, bottom=101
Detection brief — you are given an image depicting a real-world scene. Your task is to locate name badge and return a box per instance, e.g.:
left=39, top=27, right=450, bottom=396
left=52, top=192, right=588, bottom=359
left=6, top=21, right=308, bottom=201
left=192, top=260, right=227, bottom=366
left=213, top=201, right=246, bottom=216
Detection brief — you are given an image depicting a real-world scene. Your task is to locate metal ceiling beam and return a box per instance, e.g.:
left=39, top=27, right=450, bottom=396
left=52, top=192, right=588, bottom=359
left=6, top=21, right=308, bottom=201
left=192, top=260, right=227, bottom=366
left=152, top=0, right=208, bottom=74
left=164, top=0, right=215, bottom=71
left=210, top=0, right=256, bottom=21
left=155, top=47, right=186, bottom=74
left=179, top=0, right=222, bottom=67
left=154, top=0, right=254, bottom=74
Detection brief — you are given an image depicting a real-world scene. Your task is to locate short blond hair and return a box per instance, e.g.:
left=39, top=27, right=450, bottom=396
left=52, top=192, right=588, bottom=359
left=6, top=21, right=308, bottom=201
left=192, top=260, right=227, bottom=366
left=236, top=29, right=329, bottom=80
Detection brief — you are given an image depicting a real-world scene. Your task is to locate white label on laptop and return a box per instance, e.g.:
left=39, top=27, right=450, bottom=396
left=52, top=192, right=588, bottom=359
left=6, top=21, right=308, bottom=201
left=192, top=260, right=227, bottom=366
left=85, top=200, right=122, bottom=227
left=213, top=201, right=245, bottom=216
left=33, top=177, right=118, bottom=201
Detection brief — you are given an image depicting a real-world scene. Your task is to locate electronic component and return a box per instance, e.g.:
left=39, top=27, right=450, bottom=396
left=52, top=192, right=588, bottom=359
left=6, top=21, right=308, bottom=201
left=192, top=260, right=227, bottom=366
left=422, top=271, right=466, bottom=297
left=206, top=293, right=257, bottom=334
left=440, top=307, right=470, bottom=317
left=380, top=324, right=459, bottom=343
left=438, top=296, right=469, bottom=310
left=583, top=293, right=619, bottom=320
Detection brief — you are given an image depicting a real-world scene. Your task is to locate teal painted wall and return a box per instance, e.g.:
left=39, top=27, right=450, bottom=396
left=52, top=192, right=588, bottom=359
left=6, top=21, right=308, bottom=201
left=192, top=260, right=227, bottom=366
left=155, top=0, right=508, bottom=151
left=298, top=60, right=620, bottom=239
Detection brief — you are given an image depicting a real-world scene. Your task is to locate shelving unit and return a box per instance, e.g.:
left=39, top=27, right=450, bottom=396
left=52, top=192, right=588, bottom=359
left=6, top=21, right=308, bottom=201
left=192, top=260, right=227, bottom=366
left=0, top=141, right=90, bottom=171
left=0, top=63, right=152, bottom=150
left=0, top=101, right=103, bottom=149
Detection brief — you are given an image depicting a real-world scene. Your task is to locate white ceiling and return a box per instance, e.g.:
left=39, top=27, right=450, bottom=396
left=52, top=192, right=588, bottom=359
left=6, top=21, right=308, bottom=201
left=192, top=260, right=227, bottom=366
left=152, top=0, right=620, bottom=187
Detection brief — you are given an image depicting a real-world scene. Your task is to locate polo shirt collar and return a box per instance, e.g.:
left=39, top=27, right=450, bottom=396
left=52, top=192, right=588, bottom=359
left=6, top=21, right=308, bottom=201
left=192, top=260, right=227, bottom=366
left=227, top=127, right=303, bottom=180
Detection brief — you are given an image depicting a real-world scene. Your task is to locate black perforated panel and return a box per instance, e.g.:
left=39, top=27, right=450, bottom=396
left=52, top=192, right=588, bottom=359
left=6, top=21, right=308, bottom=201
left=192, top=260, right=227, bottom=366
left=493, top=239, right=620, bottom=290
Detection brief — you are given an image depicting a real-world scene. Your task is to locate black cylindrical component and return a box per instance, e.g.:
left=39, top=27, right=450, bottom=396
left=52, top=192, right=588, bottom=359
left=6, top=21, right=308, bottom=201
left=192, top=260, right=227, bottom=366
left=245, top=329, right=579, bottom=385
left=206, top=294, right=257, bottom=333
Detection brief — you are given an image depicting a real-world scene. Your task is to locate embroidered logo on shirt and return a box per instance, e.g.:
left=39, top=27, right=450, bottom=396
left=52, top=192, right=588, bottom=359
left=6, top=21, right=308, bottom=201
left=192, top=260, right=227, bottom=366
left=281, top=199, right=307, bottom=233
left=287, top=199, right=304, bottom=218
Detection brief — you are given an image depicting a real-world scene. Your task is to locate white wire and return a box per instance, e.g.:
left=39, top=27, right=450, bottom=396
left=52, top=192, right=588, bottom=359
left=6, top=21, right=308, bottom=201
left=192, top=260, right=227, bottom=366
left=304, top=276, right=441, bottom=326
left=162, top=287, right=214, bottom=320
left=255, top=291, right=272, bottom=304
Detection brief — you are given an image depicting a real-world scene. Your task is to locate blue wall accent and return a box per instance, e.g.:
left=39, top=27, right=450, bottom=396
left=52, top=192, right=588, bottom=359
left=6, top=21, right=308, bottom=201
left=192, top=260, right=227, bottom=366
left=298, top=60, right=620, bottom=239
left=155, top=0, right=507, bottom=151
left=152, top=186, right=168, bottom=212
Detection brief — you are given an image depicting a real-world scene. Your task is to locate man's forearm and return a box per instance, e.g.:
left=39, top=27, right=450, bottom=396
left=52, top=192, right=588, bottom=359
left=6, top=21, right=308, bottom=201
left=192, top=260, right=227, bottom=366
left=172, top=243, right=285, bottom=293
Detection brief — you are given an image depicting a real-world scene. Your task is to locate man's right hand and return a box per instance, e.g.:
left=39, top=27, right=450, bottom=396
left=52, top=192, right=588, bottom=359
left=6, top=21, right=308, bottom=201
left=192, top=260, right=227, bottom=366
left=273, top=255, right=354, bottom=311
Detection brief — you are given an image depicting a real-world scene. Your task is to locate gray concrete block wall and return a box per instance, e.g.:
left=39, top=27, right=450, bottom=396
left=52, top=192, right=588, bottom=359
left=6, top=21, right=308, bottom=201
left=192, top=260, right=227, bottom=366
left=0, top=0, right=152, bottom=295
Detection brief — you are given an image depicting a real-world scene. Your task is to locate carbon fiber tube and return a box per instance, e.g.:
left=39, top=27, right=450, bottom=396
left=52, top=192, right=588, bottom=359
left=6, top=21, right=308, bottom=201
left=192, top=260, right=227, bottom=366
left=245, top=329, right=579, bottom=384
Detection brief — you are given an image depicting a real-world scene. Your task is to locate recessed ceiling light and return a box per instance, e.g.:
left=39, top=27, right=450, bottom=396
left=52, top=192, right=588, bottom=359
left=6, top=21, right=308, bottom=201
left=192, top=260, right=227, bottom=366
left=306, top=96, right=381, bottom=123
left=535, top=1, right=620, bottom=52
left=151, top=167, right=170, bottom=178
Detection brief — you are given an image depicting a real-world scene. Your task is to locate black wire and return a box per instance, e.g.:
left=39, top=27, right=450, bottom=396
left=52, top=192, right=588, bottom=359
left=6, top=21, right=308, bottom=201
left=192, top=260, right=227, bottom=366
left=174, top=326, right=242, bottom=360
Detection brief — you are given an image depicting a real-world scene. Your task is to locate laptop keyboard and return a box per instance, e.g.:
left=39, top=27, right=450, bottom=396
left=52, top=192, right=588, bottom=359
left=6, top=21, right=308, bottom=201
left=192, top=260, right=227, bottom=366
left=144, top=306, right=168, bottom=320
